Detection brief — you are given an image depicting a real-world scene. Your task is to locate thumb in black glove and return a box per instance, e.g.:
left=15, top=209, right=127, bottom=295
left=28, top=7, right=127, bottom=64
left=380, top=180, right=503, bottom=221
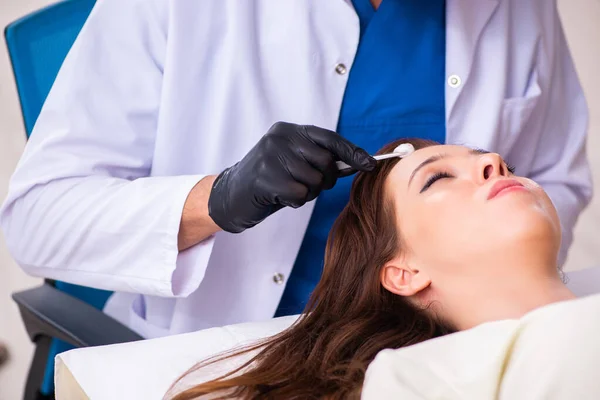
left=208, top=122, right=376, bottom=233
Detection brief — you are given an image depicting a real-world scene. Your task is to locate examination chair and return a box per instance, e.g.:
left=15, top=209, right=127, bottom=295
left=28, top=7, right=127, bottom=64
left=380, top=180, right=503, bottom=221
left=5, top=1, right=143, bottom=399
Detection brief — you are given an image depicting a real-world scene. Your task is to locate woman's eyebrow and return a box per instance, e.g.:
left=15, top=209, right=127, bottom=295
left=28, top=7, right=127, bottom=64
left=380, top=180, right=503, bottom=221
left=408, top=154, right=446, bottom=187
left=470, top=148, right=490, bottom=155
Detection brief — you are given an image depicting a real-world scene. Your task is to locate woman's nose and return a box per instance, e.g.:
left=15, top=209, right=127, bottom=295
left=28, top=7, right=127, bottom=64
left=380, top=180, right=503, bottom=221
left=477, top=153, right=507, bottom=182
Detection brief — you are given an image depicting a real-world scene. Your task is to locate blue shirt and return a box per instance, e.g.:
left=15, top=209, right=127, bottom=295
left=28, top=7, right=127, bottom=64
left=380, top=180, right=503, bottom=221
left=275, top=0, right=446, bottom=316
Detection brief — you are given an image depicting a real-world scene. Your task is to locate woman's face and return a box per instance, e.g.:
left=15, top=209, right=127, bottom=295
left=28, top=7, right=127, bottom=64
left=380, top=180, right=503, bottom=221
left=385, top=144, right=561, bottom=285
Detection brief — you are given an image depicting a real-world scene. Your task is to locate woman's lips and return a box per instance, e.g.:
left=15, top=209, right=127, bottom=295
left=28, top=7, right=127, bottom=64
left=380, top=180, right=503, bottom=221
left=487, top=179, right=526, bottom=200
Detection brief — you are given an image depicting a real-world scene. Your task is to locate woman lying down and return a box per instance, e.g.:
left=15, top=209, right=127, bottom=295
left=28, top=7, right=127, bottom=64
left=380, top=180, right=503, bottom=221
left=167, top=139, right=600, bottom=400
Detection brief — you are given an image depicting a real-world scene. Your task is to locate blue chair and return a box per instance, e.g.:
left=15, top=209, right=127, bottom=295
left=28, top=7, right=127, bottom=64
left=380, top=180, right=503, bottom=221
left=5, top=1, right=142, bottom=399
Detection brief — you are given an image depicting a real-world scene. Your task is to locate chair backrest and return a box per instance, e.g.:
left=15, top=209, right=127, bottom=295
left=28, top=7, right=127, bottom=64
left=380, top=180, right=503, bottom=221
left=5, top=0, right=96, bottom=136
left=5, top=2, right=114, bottom=395
left=5, top=0, right=113, bottom=309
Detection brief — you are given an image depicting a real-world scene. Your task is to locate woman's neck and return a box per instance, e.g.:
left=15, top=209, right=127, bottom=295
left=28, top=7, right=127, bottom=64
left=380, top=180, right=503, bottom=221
left=454, top=274, right=576, bottom=330
left=435, top=253, right=577, bottom=330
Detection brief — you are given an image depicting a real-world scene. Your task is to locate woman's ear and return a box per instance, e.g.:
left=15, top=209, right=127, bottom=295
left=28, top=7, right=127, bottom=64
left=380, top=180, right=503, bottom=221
left=381, top=258, right=431, bottom=296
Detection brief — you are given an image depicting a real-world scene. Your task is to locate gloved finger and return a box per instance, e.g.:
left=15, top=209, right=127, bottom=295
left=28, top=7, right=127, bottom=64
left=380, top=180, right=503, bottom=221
left=270, top=203, right=285, bottom=214
left=261, top=176, right=309, bottom=209
left=321, top=159, right=340, bottom=190
left=275, top=181, right=310, bottom=209
left=285, top=156, right=324, bottom=201
left=294, top=142, right=339, bottom=190
left=300, top=125, right=376, bottom=172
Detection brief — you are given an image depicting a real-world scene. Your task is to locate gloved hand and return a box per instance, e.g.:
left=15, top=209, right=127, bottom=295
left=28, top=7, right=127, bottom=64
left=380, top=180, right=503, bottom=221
left=208, top=122, right=376, bottom=233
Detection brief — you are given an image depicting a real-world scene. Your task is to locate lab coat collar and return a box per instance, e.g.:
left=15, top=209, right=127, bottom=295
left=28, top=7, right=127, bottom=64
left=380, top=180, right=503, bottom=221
left=446, top=0, right=499, bottom=120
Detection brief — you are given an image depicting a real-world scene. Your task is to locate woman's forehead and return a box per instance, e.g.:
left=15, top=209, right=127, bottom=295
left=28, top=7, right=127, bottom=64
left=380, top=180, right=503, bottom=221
left=390, top=144, right=470, bottom=181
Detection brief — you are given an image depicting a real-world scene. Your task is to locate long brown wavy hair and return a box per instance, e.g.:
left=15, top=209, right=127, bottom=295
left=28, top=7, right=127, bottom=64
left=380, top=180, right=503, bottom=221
left=168, top=138, right=454, bottom=399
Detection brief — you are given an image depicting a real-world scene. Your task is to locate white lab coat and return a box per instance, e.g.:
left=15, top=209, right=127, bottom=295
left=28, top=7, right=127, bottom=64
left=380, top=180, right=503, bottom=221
left=0, top=0, right=592, bottom=338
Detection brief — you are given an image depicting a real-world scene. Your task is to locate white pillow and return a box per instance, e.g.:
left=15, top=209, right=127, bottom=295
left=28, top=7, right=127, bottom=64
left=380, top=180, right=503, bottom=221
left=55, top=315, right=298, bottom=400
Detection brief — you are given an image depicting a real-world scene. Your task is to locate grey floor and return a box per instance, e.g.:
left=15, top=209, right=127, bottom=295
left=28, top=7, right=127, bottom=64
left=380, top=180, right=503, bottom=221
left=1, top=0, right=600, bottom=399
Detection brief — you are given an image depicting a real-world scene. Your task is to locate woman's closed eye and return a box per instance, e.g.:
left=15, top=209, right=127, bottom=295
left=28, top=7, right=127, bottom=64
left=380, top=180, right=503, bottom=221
left=420, top=171, right=453, bottom=193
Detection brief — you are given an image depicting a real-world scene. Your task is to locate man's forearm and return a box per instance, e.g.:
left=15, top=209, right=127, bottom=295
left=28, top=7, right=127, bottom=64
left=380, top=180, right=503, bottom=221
left=178, top=175, right=221, bottom=251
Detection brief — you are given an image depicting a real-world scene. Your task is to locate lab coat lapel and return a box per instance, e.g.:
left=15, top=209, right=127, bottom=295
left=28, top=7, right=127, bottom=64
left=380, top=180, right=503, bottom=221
left=445, top=0, right=499, bottom=121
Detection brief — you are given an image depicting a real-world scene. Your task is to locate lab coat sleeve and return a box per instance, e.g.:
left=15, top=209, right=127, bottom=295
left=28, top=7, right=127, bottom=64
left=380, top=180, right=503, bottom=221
left=528, top=3, right=592, bottom=267
left=0, top=0, right=213, bottom=297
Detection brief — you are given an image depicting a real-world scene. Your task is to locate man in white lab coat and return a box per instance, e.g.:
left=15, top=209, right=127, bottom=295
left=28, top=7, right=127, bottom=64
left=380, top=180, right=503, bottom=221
left=0, top=0, right=592, bottom=339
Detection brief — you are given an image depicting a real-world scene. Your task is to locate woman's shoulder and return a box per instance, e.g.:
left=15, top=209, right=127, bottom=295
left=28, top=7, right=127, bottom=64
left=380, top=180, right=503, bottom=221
left=363, top=320, right=520, bottom=399
left=521, top=293, right=600, bottom=330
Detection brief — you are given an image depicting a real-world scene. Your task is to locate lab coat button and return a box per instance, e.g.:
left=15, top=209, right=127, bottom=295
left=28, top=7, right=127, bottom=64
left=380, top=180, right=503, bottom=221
left=448, top=74, right=462, bottom=88
left=335, top=63, right=347, bottom=75
left=273, top=273, right=285, bottom=285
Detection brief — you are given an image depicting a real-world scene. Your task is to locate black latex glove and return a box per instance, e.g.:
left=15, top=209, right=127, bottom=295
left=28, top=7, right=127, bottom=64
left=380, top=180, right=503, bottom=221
left=208, top=122, right=376, bottom=233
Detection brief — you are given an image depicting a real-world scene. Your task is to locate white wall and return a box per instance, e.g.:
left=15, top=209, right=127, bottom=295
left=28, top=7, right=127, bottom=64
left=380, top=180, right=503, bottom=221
left=0, top=0, right=599, bottom=399
left=558, top=0, right=600, bottom=271
left=0, top=2, right=55, bottom=398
